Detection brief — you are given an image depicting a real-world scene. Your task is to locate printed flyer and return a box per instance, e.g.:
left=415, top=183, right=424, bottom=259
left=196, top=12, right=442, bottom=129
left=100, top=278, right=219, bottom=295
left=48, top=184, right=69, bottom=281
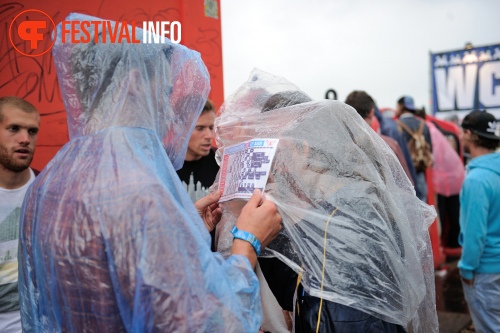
left=219, top=138, right=279, bottom=202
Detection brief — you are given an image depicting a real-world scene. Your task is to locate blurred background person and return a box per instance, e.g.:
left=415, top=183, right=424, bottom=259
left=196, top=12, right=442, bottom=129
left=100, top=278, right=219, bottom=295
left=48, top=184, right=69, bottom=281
left=0, top=96, right=39, bottom=333
left=458, top=110, right=500, bottom=333
left=177, top=99, right=219, bottom=202
left=177, top=98, right=220, bottom=250
left=374, top=106, right=420, bottom=197
left=415, top=108, right=465, bottom=259
left=395, top=96, right=433, bottom=202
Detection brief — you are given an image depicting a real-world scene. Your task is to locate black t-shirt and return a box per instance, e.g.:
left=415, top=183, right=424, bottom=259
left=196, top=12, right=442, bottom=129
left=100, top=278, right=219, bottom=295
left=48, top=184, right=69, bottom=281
left=176, top=148, right=219, bottom=251
left=176, top=148, right=220, bottom=202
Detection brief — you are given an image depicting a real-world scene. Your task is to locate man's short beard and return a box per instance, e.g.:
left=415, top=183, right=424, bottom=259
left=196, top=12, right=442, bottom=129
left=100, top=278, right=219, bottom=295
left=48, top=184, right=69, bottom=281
left=0, top=146, right=32, bottom=172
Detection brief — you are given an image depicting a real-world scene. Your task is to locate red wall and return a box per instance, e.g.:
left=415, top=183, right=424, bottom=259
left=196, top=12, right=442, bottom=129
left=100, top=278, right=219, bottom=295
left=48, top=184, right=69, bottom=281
left=0, top=0, right=223, bottom=171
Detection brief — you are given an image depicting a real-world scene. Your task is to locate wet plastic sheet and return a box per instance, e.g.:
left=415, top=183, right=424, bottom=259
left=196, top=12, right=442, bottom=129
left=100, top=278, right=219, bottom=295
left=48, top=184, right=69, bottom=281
left=214, top=69, right=439, bottom=333
left=18, top=13, right=263, bottom=332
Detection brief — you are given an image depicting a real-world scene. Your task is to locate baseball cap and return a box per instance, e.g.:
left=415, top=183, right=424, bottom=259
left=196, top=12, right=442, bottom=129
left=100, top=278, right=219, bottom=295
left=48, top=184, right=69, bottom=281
left=398, top=96, right=415, bottom=112
left=461, top=110, right=500, bottom=140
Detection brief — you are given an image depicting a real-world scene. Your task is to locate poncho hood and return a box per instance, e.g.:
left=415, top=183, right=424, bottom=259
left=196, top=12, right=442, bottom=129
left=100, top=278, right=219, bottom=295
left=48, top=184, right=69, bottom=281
left=53, top=13, right=210, bottom=169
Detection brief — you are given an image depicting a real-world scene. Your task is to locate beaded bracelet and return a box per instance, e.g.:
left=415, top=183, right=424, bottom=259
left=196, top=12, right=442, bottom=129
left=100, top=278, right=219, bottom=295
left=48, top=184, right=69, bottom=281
left=231, top=226, right=262, bottom=256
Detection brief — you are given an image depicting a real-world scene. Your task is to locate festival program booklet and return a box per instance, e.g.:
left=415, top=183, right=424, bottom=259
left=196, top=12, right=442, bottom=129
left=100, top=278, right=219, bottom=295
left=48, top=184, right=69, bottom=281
left=218, top=138, right=279, bottom=203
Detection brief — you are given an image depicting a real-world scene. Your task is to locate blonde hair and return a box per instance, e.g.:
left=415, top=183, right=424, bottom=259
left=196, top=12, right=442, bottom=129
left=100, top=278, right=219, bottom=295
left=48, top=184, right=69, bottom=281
left=0, top=96, right=38, bottom=122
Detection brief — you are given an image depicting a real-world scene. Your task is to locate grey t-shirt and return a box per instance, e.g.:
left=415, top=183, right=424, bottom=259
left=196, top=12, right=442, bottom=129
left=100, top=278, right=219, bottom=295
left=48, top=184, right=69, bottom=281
left=0, top=169, right=35, bottom=318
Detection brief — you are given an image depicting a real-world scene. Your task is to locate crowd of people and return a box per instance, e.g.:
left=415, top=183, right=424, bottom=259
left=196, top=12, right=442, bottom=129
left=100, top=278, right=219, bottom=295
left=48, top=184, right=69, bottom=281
left=1, top=13, right=499, bottom=333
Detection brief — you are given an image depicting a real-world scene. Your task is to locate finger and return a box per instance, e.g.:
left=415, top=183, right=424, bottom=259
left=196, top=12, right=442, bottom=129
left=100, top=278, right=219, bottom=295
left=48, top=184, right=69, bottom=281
left=195, top=190, right=221, bottom=209
left=259, top=197, right=277, bottom=214
left=245, top=189, right=263, bottom=209
left=208, top=202, right=220, bottom=211
left=213, top=207, right=222, bottom=224
left=274, top=210, right=282, bottom=223
left=276, top=215, right=283, bottom=230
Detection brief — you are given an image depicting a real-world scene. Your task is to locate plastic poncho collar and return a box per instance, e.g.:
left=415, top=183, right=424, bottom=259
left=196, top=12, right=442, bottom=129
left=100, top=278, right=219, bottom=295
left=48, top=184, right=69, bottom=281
left=18, top=14, right=264, bottom=333
left=214, top=69, right=439, bottom=333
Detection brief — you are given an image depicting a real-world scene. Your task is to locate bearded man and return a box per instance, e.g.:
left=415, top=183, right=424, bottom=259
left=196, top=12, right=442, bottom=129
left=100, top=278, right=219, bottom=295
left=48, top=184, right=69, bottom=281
left=0, top=96, right=40, bottom=333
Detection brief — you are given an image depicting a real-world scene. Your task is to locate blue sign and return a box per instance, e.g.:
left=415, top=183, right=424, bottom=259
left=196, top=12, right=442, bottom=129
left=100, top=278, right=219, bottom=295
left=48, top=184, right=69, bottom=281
left=249, top=140, right=264, bottom=147
left=431, top=44, right=500, bottom=119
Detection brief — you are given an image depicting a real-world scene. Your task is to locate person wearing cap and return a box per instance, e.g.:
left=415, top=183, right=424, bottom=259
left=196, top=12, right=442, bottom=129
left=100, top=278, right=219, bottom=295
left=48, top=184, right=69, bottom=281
left=373, top=106, right=421, bottom=197
left=396, top=96, right=433, bottom=201
left=458, top=110, right=500, bottom=333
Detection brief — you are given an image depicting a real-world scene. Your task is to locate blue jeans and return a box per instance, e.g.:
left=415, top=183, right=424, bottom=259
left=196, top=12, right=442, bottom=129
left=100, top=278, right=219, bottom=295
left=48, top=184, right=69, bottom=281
left=294, top=285, right=406, bottom=333
left=462, top=273, right=500, bottom=333
left=415, top=172, right=428, bottom=202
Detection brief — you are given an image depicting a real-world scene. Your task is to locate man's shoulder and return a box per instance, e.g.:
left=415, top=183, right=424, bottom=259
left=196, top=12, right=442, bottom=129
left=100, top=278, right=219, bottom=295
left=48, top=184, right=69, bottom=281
left=0, top=169, right=36, bottom=192
left=463, top=167, right=497, bottom=189
left=399, top=114, right=419, bottom=124
left=380, top=134, right=398, bottom=150
left=398, top=115, right=429, bottom=132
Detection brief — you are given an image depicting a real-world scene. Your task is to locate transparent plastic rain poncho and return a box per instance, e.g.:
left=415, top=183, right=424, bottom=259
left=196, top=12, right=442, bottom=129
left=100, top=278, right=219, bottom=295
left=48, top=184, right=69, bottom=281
left=214, top=69, right=439, bottom=333
left=18, top=13, right=263, bottom=333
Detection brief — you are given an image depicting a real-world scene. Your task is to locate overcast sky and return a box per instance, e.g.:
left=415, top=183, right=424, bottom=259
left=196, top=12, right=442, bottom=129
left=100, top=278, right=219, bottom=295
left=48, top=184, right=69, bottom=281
left=220, top=0, right=500, bottom=112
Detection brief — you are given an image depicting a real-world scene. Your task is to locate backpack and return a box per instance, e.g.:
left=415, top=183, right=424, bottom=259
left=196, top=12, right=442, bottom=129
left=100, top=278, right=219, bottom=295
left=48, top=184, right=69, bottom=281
left=397, top=120, right=433, bottom=172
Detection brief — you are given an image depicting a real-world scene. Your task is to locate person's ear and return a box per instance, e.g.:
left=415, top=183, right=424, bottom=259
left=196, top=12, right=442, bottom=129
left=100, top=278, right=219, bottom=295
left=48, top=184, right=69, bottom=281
left=463, top=129, right=473, bottom=141
left=367, top=108, right=375, bottom=124
left=395, top=104, right=402, bottom=116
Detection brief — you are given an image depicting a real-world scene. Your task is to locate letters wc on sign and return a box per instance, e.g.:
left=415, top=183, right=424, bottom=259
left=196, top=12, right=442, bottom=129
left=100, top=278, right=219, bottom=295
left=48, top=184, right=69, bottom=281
left=431, top=44, right=500, bottom=119
left=218, top=139, right=279, bottom=203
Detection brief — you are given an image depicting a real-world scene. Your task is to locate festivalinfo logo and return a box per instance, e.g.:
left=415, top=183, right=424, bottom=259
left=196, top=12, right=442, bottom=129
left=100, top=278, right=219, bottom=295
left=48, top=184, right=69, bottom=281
left=59, top=20, right=181, bottom=44
left=9, top=9, right=182, bottom=57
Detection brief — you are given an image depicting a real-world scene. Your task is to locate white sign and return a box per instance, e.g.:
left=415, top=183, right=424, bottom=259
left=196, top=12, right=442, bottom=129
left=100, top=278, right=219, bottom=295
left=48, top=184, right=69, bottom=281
left=219, top=139, right=279, bottom=202
left=431, top=44, right=500, bottom=119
